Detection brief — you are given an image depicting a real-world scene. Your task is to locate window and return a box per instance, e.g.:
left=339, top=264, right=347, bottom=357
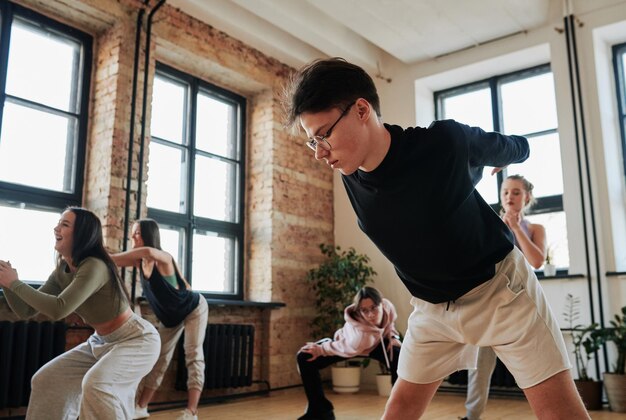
left=435, top=65, right=569, bottom=269
left=614, top=42, right=626, bottom=180
left=147, top=63, right=245, bottom=299
left=0, top=2, right=91, bottom=282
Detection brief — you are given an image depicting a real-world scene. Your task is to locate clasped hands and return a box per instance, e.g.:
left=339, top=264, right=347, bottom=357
left=502, top=209, right=522, bottom=230
left=0, top=260, right=19, bottom=288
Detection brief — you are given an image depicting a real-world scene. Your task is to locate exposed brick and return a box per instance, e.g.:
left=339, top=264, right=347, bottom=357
left=0, top=0, right=334, bottom=402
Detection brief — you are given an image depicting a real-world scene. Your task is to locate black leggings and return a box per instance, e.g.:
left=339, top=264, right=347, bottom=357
left=296, top=340, right=400, bottom=415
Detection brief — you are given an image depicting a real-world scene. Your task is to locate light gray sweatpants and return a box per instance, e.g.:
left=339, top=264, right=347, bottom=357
left=26, top=313, right=160, bottom=420
left=143, top=297, right=208, bottom=391
left=464, top=346, right=498, bottom=420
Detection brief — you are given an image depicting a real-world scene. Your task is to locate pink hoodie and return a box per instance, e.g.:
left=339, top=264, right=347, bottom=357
left=320, top=298, right=400, bottom=369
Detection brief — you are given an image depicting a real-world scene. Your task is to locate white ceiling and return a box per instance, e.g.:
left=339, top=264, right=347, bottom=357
left=168, top=0, right=560, bottom=72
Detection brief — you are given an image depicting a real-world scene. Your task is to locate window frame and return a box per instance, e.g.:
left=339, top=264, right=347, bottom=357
left=148, top=62, right=246, bottom=300
left=613, top=42, right=626, bottom=180
left=434, top=63, right=563, bottom=216
left=0, top=2, right=92, bottom=283
left=0, top=1, right=91, bottom=211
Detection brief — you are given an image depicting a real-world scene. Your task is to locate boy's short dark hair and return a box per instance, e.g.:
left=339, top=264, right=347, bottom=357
left=283, top=57, right=381, bottom=128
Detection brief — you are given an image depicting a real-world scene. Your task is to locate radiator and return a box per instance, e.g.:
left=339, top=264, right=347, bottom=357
left=0, top=320, right=67, bottom=409
left=176, top=324, right=254, bottom=390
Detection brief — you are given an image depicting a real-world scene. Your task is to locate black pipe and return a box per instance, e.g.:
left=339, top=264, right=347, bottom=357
left=136, top=0, right=166, bottom=224
left=124, top=5, right=146, bottom=302
left=564, top=15, right=595, bottom=328
left=126, top=0, right=165, bottom=302
left=564, top=14, right=608, bottom=374
left=568, top=14, right=608, bottom=372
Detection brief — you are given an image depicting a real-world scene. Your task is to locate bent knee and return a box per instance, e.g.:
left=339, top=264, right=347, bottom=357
left=81, top=371, right=112, bottom=395
left=297, top=350, right=313, bottom=360
left=31, top=367, right=54, bottom=390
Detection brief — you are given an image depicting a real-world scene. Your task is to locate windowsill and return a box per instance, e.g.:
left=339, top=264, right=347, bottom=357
left=536, top=270, right=584, bottom=280
left=137, top=296, right=285, bottom=309
left=606, top=271, right=626, bottom=277
left=1, top=286, right=286, bottom=309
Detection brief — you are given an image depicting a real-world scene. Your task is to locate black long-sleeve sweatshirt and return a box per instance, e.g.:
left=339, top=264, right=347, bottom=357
left=341, top=120, right=529, bottom=303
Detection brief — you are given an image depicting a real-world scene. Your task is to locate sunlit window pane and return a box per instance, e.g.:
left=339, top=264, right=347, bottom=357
left=0, top=204, right=58, bottom=281
left=159, top=225, right=185, bottom=273
left=151, top=76, right=186, bottom=144
left=0, top=101, right=76, bottom=192
left=526, top=211, right=569, bottom=269
left=6, top=19, right=80, bottom=113
left=193, top=156, right=237, bottom=222
left=196, top=93, right=237, bottom=159
left=507, top=133, right=563, bottom=198
left=501, top=73, right=558, bottom=135
left=441, top=87, right=493, bottom=131
left=146, top=142, right=185, bottom=213
left=475, top=167, right=499, bottom=205
left=148, top=65, right=244, bottom=297
left=191, top=231, right=235, bottom=293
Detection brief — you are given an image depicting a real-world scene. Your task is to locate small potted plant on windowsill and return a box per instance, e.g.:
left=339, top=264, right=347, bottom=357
left=543, top=246, right=556, bottom=276
left=563, top=294, right=603, bottom=410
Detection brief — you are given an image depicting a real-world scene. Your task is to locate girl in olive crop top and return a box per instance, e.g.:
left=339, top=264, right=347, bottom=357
left=0, top=207, right=160, bottom=420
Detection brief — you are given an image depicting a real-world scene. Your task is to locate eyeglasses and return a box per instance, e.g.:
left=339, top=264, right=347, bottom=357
left=305, top=101, right=355, bottom=152
left=360, top=304, right=380, bottom=317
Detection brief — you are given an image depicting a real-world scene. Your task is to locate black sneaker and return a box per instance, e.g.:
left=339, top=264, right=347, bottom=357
left=297, top=411, right=336, bottom=420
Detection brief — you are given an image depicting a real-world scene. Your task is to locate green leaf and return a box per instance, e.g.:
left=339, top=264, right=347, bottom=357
left=304, top=243, right=376, bottom=337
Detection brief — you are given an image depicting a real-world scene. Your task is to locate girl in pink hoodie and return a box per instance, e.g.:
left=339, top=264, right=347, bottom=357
left=296, top=286, right=402, bottom=420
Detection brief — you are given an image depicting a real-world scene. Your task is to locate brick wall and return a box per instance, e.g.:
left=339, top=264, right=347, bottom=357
left=0, top=0, right=335, bottom=411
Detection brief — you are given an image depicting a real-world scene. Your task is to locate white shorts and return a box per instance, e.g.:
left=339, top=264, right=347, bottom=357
left=398, top=247, right=571, bottom=389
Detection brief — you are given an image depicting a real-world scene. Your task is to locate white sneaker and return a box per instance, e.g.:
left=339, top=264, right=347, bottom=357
left=133, top=404, right=150, bottom=419
left=175, top=408, right=198, bottom=420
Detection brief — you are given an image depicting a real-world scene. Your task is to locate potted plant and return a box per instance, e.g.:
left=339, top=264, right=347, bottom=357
left=331, top=358, right=367, bottom=394
left=374, top=360, right=393, bottom=397
left=360, top=350, right=396, bottom=397
left=562, top=294, right=603, bottom=410
left=543, top=245, right=556, bottom=276
left=306, top=244, right=376, bottom=393
left=593, top=305, right=626, bottom=412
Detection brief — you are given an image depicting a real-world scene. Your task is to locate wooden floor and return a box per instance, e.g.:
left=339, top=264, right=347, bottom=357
left=147, top=387, right=625, bottom=419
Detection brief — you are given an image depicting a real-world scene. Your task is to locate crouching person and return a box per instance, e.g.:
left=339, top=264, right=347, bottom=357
left=296, top=286, right=401, bottom=420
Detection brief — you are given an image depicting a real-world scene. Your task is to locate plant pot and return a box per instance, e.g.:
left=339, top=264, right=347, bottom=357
left=575, top=380, right=603, bottom=410
left=604, top=373, right=626, bottom=412
left=331, top=365, right=361, bottom=394
left=376, top=374, right=392, bottom=397
left=543, top=263, right=556, bottom=276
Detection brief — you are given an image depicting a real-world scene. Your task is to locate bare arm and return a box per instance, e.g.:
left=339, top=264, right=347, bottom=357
left=110, top=247, right=172, bottom=268
left=503, top=213, right=546, bottom=269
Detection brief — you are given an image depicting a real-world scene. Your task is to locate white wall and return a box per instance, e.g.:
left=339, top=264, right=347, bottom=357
left=334, top=0, right=626, bottom=382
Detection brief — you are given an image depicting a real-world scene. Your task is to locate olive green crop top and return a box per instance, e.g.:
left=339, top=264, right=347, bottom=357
left=4, top=257, right=129, bottom=325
